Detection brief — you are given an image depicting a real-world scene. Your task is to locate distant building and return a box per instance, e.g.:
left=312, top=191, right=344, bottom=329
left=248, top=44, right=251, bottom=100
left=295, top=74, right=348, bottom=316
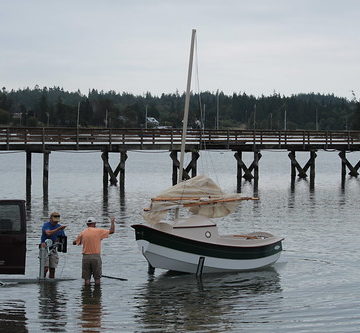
left=194, top=120, right=202, bottom=129
left=12, top=113, right=22, bottom=119
left=146, top=117, right=159, bottom=127
left=157, top=125, right=172, bottom=129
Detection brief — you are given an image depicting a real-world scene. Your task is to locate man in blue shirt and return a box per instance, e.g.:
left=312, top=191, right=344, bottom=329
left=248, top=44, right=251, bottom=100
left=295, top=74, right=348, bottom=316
left=41, top=212, right=66, bottom=278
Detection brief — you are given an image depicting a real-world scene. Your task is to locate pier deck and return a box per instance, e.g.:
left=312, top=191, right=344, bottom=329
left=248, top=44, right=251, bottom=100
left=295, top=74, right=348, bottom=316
left=1, top=127, right=360, bottom=197
left=1, top=127, right=360, bottom=152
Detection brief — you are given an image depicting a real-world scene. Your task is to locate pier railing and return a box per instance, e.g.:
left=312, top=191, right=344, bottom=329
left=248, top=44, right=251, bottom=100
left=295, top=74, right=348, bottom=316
left=1, top=127, right=360, bottom=150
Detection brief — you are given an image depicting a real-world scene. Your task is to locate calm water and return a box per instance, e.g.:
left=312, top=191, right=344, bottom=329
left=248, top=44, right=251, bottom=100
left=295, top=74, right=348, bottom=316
left=1, top=149, right=360, bottom=332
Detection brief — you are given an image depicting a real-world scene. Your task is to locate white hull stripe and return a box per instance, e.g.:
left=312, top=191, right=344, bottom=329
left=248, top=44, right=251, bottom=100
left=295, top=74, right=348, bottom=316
left=138, top=240, right=281, bottom=273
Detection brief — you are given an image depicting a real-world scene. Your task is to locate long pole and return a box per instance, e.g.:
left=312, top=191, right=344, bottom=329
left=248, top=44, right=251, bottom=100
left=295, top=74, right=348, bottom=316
left=77, top=101, right=80, bottom=128
left=203, top=103, right=206, bottom=129
left=179, top=29, right=196, bottom=183
left=145, top=105, right=148, bottom=129
left=216, top=89, right=219, bottom=130
left=253, top=104, right=256, bottom=130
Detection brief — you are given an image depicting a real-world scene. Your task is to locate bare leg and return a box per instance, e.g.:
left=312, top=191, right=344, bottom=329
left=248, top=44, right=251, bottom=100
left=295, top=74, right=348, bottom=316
left=84, top=279, right=91, bottom=286
left=49, top=268, right=55, bottom=279
left=94, top=278, right=101, bottom=285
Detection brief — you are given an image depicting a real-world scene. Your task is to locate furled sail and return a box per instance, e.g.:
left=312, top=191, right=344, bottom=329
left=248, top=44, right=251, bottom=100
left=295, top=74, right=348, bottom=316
left=143, top=175, right=258, bottom=224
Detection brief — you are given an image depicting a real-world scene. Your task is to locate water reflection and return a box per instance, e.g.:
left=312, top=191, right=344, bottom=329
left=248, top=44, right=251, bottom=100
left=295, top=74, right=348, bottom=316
left=119, top=191, right=126, bottom=213
left=290, top=177, right=313, bottom=193
left=135, top=268, right=281, bottom=331
left=288, top=179, right=318, bottom=210
left=43, top=191, right=49, bottom=211
left=42, top=199, right=49, bottom=219
left=38, top=282, right=68, bottom=332
left=102, top=187, right=126, bottom=218
left=0, top=300, right=28, bottom=333
left=102, top=187, right=108, bottom=216
left=79, top=285, right=103, bottom=332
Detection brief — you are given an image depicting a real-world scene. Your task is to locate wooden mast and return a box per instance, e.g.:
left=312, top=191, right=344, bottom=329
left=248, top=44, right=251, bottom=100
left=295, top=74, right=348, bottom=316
left=178, top=29, right=196, bottom=183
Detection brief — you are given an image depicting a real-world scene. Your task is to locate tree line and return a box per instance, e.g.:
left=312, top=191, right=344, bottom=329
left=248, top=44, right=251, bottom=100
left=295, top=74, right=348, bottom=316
left=0, top=85, right=360, bottom=130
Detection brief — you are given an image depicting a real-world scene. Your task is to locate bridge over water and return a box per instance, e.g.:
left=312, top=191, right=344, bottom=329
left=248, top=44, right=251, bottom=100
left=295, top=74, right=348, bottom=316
left=1, top=127, right=360, bottom=199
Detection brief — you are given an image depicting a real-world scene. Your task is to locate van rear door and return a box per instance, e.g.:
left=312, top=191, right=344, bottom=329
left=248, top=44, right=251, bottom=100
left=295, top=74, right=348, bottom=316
left=0, top=200, right=26, bottom=274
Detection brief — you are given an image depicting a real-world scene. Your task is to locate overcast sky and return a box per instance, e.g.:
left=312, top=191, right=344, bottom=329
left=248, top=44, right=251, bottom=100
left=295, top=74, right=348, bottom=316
left=1, top=0, right=360, bottom=99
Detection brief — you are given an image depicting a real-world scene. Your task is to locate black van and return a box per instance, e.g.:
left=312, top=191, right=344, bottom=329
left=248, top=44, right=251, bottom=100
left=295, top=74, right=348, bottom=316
left=0, top=200, right=26, bottom=274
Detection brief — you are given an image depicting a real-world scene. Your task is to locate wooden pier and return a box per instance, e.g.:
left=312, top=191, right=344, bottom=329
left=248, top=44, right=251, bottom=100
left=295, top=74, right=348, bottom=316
left=1, top=127, right=360, bottom=199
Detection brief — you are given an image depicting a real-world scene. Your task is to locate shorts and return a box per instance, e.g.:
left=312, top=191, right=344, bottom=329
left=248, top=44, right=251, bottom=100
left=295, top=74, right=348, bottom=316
left=45, top=251, right=59, bottom=269
left=82, top=254, right=102, bottom=280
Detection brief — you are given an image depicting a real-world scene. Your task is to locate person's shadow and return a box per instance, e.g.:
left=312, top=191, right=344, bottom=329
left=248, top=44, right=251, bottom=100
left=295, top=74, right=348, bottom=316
left=79, top=285, right=103, bottom=332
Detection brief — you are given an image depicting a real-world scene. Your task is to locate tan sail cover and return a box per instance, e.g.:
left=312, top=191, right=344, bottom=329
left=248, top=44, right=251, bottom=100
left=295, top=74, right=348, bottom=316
left=143, top=175, right=257, bottom=224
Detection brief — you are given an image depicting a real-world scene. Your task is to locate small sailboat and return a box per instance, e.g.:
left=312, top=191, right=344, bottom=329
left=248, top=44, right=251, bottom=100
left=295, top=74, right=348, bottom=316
left=131, top=29, right=283, bottom=275
left=132, top=175, right=283, bottom=274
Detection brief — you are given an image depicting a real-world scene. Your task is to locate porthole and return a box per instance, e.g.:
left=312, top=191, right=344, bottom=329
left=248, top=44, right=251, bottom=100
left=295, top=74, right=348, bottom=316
left=205, top=231, right=211, bottom=238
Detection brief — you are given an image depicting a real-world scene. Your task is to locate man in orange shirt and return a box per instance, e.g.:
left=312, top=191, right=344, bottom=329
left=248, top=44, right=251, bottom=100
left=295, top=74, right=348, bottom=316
left=73, top=216, right=115, bottom=285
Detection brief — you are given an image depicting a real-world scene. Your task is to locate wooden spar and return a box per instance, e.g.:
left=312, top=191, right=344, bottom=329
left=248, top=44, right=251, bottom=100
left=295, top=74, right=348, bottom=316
left=152, top=196, right=258, bottom=202
left=152, top=197, right=210, bottom=201
left=178, top=29, right=196, bottom=183
left=150, top=196, right=258, bottom=204
left=174, top=29, right=196, bottom=222
left=144, top=196, right=258, bottom=212
left=183, top=197, right=258, bottom=207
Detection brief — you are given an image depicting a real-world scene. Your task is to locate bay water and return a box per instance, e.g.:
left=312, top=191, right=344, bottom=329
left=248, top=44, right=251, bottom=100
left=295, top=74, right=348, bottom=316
left=0, top=149, right=360, bottom=332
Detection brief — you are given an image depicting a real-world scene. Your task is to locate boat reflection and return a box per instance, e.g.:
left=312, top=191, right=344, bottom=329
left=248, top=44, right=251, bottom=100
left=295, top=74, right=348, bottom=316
left=79, top=285, right=103, bottom=332
left=38, top=282, right=68, bottom=331
left=135, top=268, right=282, bottom=331
left=0, top=300, right=28, bottom=333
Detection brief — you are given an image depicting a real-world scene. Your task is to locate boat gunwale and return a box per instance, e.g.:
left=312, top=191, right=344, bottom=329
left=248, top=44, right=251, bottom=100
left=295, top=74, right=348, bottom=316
left=131, top=223, right=283, bottom=251
left=173, top=224, right=217, bottom=229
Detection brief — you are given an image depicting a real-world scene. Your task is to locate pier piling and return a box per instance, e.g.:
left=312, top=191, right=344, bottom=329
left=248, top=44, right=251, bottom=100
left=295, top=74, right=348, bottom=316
left=26, top=151, right=32, bottom=204
left=43, top=151, right=50, bottom=202
left=0, top=127, right=358, bottom=198
left=339, top=151, right=360, bottom=177
left=101, top=150, right=128, bottom=190
left=288, top=150, right=317, bottom=187
left=170, top=150, right=199, bottom=185
left=234, top=151, right=262, bottom=192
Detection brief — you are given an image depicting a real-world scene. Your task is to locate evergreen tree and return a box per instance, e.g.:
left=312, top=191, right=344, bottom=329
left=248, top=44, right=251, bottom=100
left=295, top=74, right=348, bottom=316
left=0, top=85, right=357, bottom=130
left=351, top=102, right=360, bottom=130
left=37, top=92, right=49, bottom=125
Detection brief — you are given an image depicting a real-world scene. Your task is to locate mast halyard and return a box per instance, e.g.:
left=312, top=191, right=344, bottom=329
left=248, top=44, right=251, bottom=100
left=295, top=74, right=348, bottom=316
left=178, top=29, right=196, bottom=184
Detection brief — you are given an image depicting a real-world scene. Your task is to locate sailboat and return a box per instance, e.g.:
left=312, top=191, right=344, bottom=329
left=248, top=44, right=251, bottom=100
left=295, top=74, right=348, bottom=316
left=131, top=30, right=283, bottom=275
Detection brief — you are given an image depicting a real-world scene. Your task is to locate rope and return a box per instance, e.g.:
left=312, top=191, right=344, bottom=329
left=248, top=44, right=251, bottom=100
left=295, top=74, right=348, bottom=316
left=192, top=32, right=221, bottom=185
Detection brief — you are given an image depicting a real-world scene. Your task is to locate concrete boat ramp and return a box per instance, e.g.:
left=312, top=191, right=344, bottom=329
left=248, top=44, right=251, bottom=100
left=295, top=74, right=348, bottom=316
left=0, top=277, right=76, bottom=286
